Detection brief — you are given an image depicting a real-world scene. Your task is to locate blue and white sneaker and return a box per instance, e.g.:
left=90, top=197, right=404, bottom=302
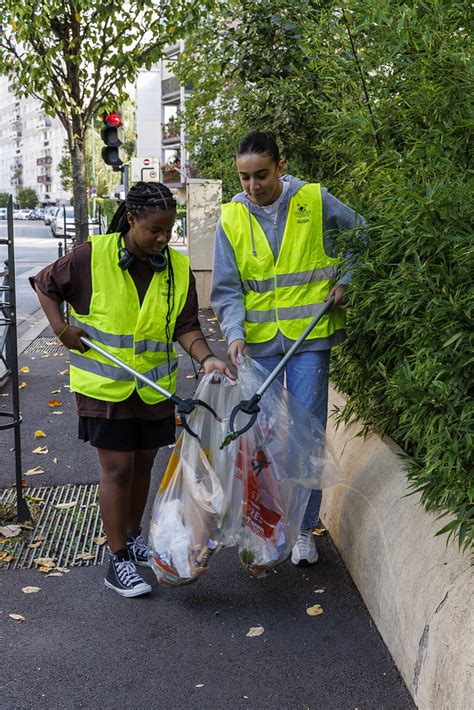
left=105, top=550, right=151, bottom=598
left=126, top=530, right=151, bottom=568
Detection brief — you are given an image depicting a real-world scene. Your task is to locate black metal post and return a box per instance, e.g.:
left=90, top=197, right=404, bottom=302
left=1, top=196, right=31, bottom=521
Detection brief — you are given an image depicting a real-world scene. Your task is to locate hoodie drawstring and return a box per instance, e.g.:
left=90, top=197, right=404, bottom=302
left=247, top=202, right=257, bottom=257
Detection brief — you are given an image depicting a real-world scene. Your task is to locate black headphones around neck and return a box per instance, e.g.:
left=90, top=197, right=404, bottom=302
left=117, top=234, right=168, bottom=273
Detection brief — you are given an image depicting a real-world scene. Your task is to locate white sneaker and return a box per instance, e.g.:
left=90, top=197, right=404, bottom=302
left=291, top=530, right=319, bottom=566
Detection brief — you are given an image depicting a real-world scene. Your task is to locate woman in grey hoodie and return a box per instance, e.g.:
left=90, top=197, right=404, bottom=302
left=211, top=130, right=365, bottom=566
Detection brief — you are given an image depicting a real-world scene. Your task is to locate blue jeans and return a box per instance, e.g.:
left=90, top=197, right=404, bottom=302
left=253, top=350, right=330, bottom=530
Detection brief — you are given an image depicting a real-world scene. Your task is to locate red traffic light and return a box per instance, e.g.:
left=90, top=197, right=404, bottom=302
left=103, top=112, right=122, bottom=127
left=101, top=111, right=124, bottom=168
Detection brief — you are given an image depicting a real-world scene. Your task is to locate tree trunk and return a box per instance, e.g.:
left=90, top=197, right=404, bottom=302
left=70, top=139, right=89, bottom=245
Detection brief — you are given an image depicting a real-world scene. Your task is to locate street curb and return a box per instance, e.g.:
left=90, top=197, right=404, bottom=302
left=322, top=386, right=473, bottom=709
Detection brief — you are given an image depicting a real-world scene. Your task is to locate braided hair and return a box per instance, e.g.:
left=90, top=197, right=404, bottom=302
left=107, top=182, right=178, bottom=383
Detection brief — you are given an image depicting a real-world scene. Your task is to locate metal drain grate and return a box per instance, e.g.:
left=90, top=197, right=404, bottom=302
left=23, top=336, right=67, bottom=355
left=0, top=484, right=106, bottom=570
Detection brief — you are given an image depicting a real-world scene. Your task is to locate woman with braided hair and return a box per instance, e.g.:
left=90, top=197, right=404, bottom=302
left=31, top=181, right=232, bottom=597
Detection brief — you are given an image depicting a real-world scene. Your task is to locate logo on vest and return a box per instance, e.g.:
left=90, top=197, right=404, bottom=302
left=295, top=202, right=311, bottom=224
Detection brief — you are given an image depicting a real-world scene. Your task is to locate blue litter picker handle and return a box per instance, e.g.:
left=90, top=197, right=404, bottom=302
left=79, top=336, right=218, bottom=439
left=220, top=298, right=335, bottom=448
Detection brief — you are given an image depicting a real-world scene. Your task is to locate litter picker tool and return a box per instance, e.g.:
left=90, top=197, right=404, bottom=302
left=220, top=297, right=335, bottom=448
left=79, top=336, right=219, bottom=439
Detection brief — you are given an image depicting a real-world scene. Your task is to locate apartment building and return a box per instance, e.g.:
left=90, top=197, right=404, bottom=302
left=136, top=41, right=193, bottom=187
left=0, top=77, right=70, bottom=204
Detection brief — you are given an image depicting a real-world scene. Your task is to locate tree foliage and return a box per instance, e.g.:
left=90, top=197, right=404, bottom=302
left=0, top=0, right=183, bottom=241
left=17, top=187, right=39, bottom=208
left=177, top=0, right=473, bottom=549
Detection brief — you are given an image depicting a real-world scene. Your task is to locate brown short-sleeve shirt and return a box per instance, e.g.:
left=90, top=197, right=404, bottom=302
left=31, top=242, right=202, bottom=420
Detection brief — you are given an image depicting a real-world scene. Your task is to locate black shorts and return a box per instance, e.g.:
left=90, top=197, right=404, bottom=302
left=78, top=416, right=176, bottom=451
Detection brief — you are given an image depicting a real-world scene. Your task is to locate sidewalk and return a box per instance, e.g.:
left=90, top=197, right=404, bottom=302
left=1, top=311, right=415, bottom=710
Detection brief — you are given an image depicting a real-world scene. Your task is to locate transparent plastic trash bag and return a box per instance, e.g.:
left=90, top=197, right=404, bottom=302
left=148, top=375, right=241, bottom=587
left=225, top=356, right=341, bottom=577
left=149, top=358, right=340, bottom=585
left=149, top=434, right=225, bottom=586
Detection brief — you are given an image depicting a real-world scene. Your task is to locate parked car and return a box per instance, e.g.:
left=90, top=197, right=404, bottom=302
left=19, top=208, right=33, bottom=219
left=12, top=209, right=23, bottom=220
left=43, top=206, right=59, bottom=226
left=48, top=207, right=62, bottom=234
left=0, top=207, right=7, bottom=220
left=29, top=208, right=44, bottom=220
left=52, top=206, right=101, bottom=239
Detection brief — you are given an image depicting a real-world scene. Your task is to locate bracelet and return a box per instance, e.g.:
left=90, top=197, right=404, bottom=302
left=200, top=353, right=216, bottom=368
left=57, top=323, right=69, bottom=339
left=188, top=336, right=206, bottom=360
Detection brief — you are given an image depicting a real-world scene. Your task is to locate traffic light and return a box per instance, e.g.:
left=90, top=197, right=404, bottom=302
left=101, top=112, right=125, bottom=169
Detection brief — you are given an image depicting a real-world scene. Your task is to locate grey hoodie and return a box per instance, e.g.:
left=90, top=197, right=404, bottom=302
left=211, top=175, right=366, bottom=357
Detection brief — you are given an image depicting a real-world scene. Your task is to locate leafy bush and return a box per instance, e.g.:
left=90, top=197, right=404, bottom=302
left=178, top=0, right=473, bottom=549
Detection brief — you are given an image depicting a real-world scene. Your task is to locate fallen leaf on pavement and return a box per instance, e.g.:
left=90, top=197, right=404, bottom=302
left=53, top=457, right=58, bottom=464
left=246, top=625, right=265, bottom=637
left=22, top=586, right=41, bottom=594
left=306, top=604, right=324, bottom=617
left=0, top=393, right=9, bottom=397
left=25, top=466, right=46, bottom=476
left=53, top=501, right=77, bottom=510
left=52, top=411, right=64, bottom=415
left=47, top=572, right=63, bottom=577
left=20, top=366, right=30, bottom=373
left=33, top=558, right=55, bottom=568
left=48, top=399, right=62, bottom=407
left=50, top=389, right=61, bottom=394
left=195, top=684, right=204, bottom=688
left=93, top=536, right=107, bottom=546
left=32, top=446, right=48, bottom=455
left=313, top=528, right=326, bottom=537
left=0, top=553, right=13, bottom=562
left=19, top=382, right=28, bottom=389
left=314, top=588, right=325, bottom=594
left=9, top=614, right=25, bottom=621
left=185, top=374, right=194, bottom=379
left=0, top=525, right=22, bottom=538
left=55, top=567, right=70, bottom=573
left=27, top=542, right=42, bottom=549
left=29, top=497, right=44, bottom=502
left=34, top=430, right=46, bottom=438
left=75, top=552, right=95, bottom=561
left=59, top=369, right=69, bottom=376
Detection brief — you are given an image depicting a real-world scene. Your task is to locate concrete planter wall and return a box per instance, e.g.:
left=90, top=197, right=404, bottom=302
left=322, top=387, right=473, bottom=709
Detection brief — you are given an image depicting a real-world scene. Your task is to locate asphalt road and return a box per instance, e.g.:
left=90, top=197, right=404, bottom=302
left=0, top=220, right=59, bottom=326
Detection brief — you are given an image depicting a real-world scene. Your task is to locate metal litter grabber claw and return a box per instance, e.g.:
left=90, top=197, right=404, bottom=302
left=220, top=298, right=335, bottom=448
left=79, top=336, right=219, bottom=439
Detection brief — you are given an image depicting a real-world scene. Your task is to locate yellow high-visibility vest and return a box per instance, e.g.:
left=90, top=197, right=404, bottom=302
left=69, top=233, right=189, bottom=404
left=221, top=184, right=346, bottom=343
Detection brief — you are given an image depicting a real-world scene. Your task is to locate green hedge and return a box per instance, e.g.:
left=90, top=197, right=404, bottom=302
left=177, top=0, right=473, bottom=549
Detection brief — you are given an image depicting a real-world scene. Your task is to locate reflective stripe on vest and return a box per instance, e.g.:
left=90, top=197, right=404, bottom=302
left=221, top=184, right=346, bottom=343
left=69, top=233, right=189, bottom=404
left=71, top=316, right=170, bottom=355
